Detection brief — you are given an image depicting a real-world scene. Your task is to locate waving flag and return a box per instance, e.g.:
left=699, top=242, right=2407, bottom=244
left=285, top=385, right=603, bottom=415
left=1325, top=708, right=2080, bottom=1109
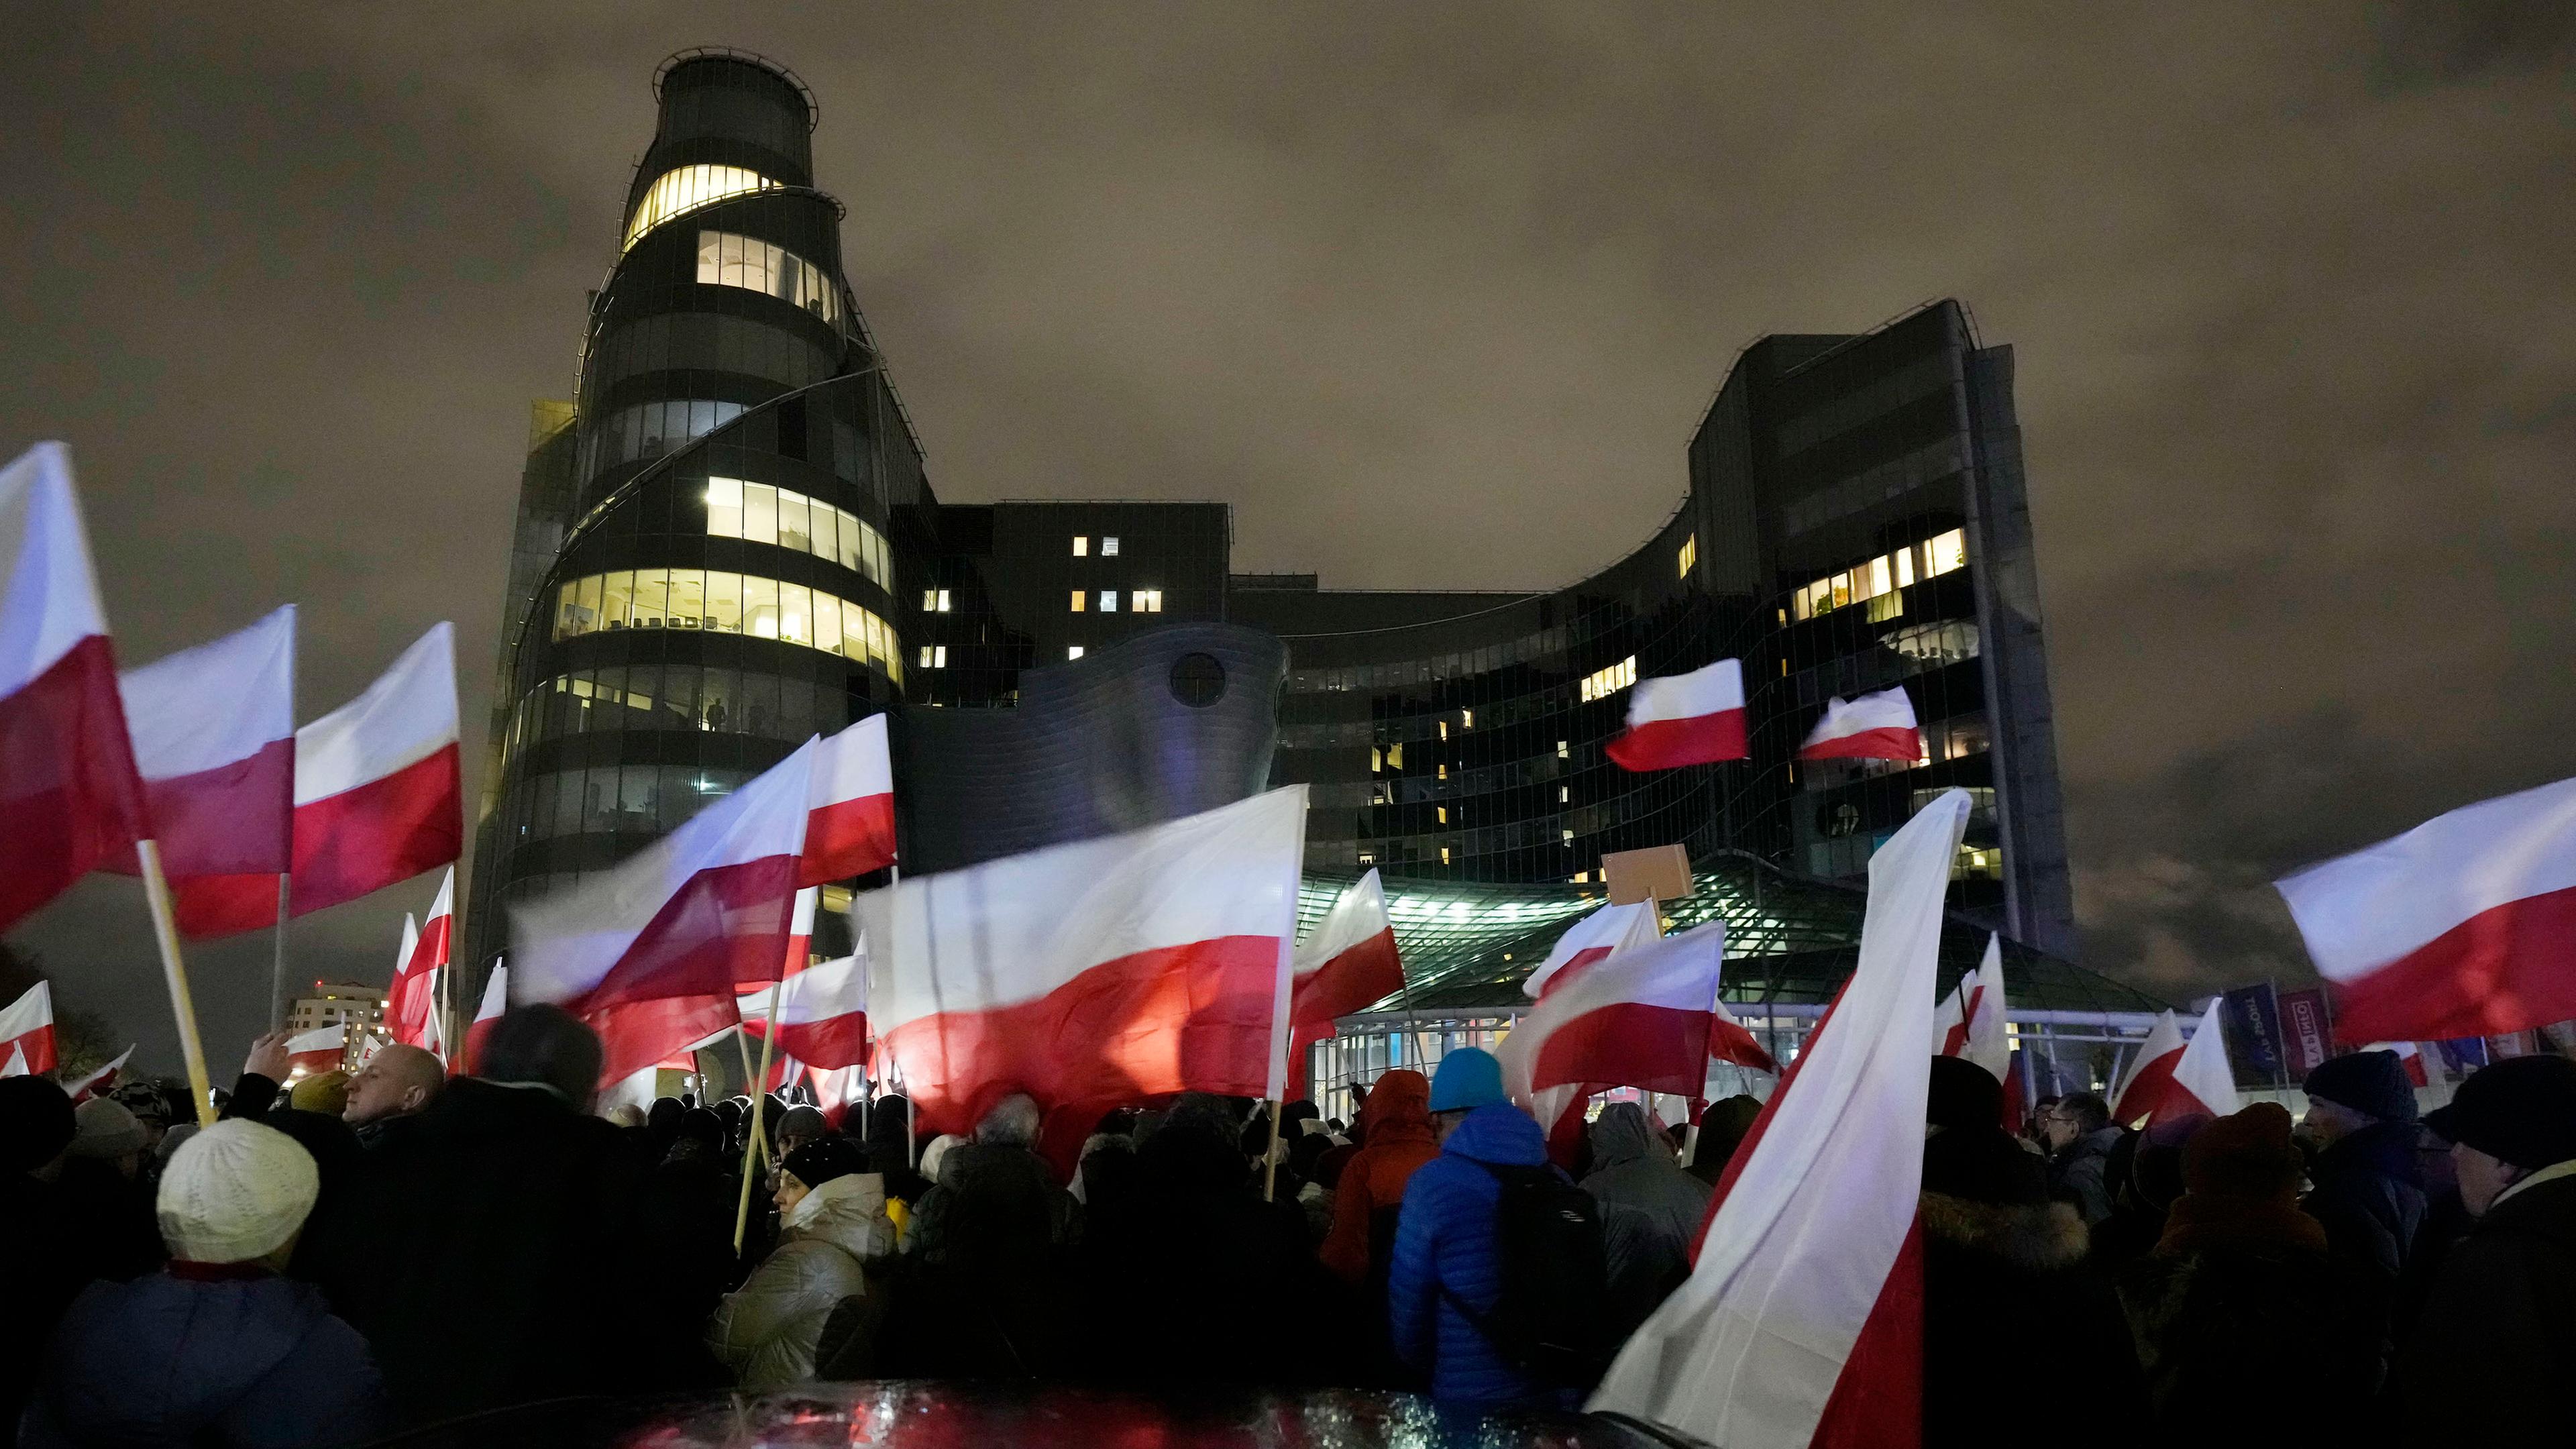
left=64, top=1046, right=133, bottom=1103
left=0, top=443, right=148, bottom=933
left=0, top=981, right=58, bottom=1078
left=284, top=1024, right=346, bottom=1075
left=800, top=713, right=896, bottom=884
left=2111, top=999, right=2241, bottom=1125
left=511, top=738, right=815, bottom=1015
left=859, top=786, right=1307, bottom=1138
left=2276, top=774, right=2576, bottom=1042
left=1798, top=686, right=1922, bottom=763
left=1605, top=659, right=1748, bottom=772
left=1287, top=869, right=1403, bottom=1098
left=388, top=870, right=453, bottom=1050
left=1500, top=923, right=1771, bottom=1113
left=1935, top=934, right=2017, bottom=1130
left=1523, top=900, right=1664, bottom=1000
left=463, top=965, right=506, bottom=1073
left=290, top=623, right=462, bottom=916
left=739, top=949, right=870, bottom=1069
left=1590, top=790, right=1972, bottom=1448
left=108, top=605, right=297, bottom=936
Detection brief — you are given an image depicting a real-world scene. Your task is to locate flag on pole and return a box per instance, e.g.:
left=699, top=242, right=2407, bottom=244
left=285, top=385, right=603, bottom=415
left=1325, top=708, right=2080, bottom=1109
left=463, top=965, right=506, bottom=1073
left=107, top=605, right=297, bottom=937
left=284, top=1024, right=346, bottom=1075
left=800, top=713, right=896, bottom=884
left=2110, top=999, right=2241, bottom=1124
left=511, top=738, right=816, bottom=1015
left=858, top=785, right=1307, bottom=1138
left=290, top=623, right=462, bottom=916
left=1523, top=900, right=1664, bottom=1000
left=0, top=981, right=58, bottom=1077
left=0, top=443, right=148, bottom=934
left=1588, top=789, right=1972, bottom=1448
left=388, top=870, right=451, bottom=1048
left=64, top=1046, right=133, bottom=1102
left=2275, top=773, right=2576, bottom=1042
left=1605, top=659, right=1748, bottom=771
left=1499, top=923, right=1772, bottom=1118
left=1797, top=686, right=1923, bottom=763
left=1286, top=869, right=1403, bottom=1099
left=737, top=949, right=870, bottom=1069
left=1936, top=934, right=2017, bottom=1132
left=588, top=994, right=743, bottom=1091
left=807, top=1061, right=867, bottom=1129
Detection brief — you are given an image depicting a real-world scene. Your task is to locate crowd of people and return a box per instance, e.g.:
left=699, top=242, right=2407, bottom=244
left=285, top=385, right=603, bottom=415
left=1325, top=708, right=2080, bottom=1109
left=3, top=1006, right=2572, bottom=1444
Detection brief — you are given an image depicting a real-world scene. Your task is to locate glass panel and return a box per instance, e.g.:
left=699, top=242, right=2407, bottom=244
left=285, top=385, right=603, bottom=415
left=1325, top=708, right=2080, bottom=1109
left=601, top=572, right=635, bottom=630
left=1929, top=529, right=1967, bottom=575
left=698, top=668, right=738, bottom=732
left=745, top=576, right=780, bottom=639
left=668, top=568, right=706, bottom=629
left=776, top=490, right=812, bottom=555
left=617, top=765, right=659, bottom=833
left=706, top=572, right=743, bottom=633
left=814, top=594, right=843, bottom=655
left=695, top=230, right=724, bottom=284
left=778, top=582, right=812, bottom=645
left=659, top=664, right=698, bottom=730
left=807, top=500, right=835, bottom=563
left=657, top=765, right=698, bottom=830
left=1893, top=546, right=1916, bottom=588
left=744, top=483, right=778, bottom=547
left=706, top=478, right=743, bottom=539
left=862, top=611, right=885, bottom=665
left=629, top=568, right=669, bottom=627
left=739, top=672, right=780, bottom=737
left=553, top=582, right=582, bottom=639
left=835, top=511, right=862, bottom=572
left=1099, top=590, right=1118, bottom=612
left=575, top=575, right=604, bottom=636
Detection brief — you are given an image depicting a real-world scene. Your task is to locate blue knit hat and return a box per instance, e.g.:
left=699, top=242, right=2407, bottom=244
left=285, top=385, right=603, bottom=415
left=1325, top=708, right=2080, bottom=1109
left=2301, top=1049, right=2420, bottom=1125
left=1429, top=1047, right=1506, bottom=1112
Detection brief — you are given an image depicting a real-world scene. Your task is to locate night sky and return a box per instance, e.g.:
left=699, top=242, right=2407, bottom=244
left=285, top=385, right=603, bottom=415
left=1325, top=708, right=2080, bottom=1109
left=6, top=3, right=2572, bottom=1069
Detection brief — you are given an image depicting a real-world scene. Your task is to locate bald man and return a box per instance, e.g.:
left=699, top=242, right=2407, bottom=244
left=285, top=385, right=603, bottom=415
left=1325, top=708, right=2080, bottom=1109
left=345, top=1045, right=446, bottom=1148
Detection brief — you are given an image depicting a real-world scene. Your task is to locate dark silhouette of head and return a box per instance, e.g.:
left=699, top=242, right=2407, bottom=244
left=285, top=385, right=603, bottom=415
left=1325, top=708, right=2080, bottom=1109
left=474, top=1005, right=603, bottom=1112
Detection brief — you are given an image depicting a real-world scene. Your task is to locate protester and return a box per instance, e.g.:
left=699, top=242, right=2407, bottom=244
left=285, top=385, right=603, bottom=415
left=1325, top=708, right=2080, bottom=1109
left=1387, top=1048, right=1579, bottom=1410
left=21, top=1118, right=385, bottom=1448
left=1318, top=1068, right=1438, bottom=1286
left=2298, top=1049, right=2430, bottom=1287
left=341, top=1044, right=444, bottom=1149
left=708, top=1137, right=895, bottom=1388
left=217, top=1033, right=294, bottom=1122
left=3, top=1077, right=90, bottom=1430
left=1685, top=1093, right=1761, bottom=1187
left=2115, top=1103, right=2375, bottom=1439
left=2394, top=1055, right=2576, bottom=1438
left=888, top=1095, right=1078, bottom=1377
left=2039, top=1091, right=2122, bottom=1223
left=2088, top=1112, right=2207, bottom=1273
left=633, top=1106, right=747, bottom=1343
left=1580, top=1102, right=1710, bottom=1247
left=1919, top=1060, right=2145, bottom=1442
left=57, top=1097, right=163, bottom=1282
left=863, top=1093, right=929, bottom=1204
left=774, top=1104, right=828, bottom=1161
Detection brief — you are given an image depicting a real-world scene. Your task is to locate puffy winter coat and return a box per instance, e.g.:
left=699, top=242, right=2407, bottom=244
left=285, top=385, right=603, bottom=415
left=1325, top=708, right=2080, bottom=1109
left=21, top=1267, right=384, bottom=1449
left=1386, top=1102, right=1571, bottom=1411
left=1319, top=1069, right=1438, bottom=1285
left=1580, top=1102, right=1710, bottom=1248
left=708, top=1172, right=896, bottom=1389
left=2394, top=1165, right=2576, bottom=1439
left=2302, top=1119, right=2428, bottom=1289
left=1921, top=1190, right=2145, bottom=1446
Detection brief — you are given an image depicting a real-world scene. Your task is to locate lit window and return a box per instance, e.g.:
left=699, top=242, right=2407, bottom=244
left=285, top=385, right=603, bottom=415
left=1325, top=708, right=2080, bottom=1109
left=1438, top=807, right=1448, bottom=824
left=936, top=590, right=951, bottom=612
left=1371, top=747, right=1383, bottom=772
left=1358, top=852, right=1375, bottom=865
left=1069, top=590, right=1085, bottom=612
left=933, top=645, right=947, bottom=668
left=695, top=231, right=839, bottom=325
left=1460, top=709, right=1474, bottom=729
left=551, top=569, right=900, bottom=680
left=1387, top=743, right=1405, bottom=768
left=625, top=165, right=780, bottom=250
left=1133, top=589, right=1163, bottom=613
left=1437, top=763, right=1448, bottom=781
left=706, top=477, right=743, bottom=538
left=1927, top=529, right=1967, bottom=576
left=1894, top=547, right=1916, bottom=588
left=1677, top=534, right=1697, bottom=578
left=1438, top=721, right=1449, bottom=741
left=1578, top=655, right=1638, bottom=702
left=923, top=590, right=938, bottom=611
left=1102, top=537, right=1120, bottom=557
left=1563, top=830, right=1576, bottom=844
left=1067, top=646, right=1085, bottom=659
left=1557, top=741, right=1569, bottom=759
left=1558, top=786, right=1569, bottom=803
left=1441, top=847, right=1452, bottom=865
left=1099, top=590, right=1118, bottom=612
left=1073, top=536, right=1088, bottom=557
left=1572, top=871, right=1589, bottom=884
left=918, top=645, right=933, bottom=669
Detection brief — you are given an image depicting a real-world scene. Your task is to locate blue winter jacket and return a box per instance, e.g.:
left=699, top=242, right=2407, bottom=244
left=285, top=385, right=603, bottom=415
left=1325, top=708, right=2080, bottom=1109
left=20, top=1269, right=385, bottom=1449
left=1387, top=1102, right=1572, bottom=1410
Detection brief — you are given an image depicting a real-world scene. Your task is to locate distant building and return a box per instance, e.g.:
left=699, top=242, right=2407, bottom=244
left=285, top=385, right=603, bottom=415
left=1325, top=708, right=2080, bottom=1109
left=286, top=981, right=386, bottom=1041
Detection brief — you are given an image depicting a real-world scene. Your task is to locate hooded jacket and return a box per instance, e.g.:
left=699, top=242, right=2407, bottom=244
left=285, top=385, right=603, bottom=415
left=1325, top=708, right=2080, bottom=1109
left=1386, top=1102, right=1570, bottom=1410
left=21, top=1269, right=384, bottom=1449
left=1319, top=1070, right=1438, bottom=1285
left=1579, top=1102, right=1710, bottom=1248
left=708, top=1172, right=896, bottom=1390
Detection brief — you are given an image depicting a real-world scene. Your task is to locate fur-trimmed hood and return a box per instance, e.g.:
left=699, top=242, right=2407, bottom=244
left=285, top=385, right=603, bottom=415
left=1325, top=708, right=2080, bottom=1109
left=1921, top=1190, right=2089, bottom=1273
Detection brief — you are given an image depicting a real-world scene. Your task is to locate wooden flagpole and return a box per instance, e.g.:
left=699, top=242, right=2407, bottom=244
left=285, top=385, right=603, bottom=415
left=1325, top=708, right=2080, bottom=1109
left=731, top=1027, right=772, bottom=1171
left=732, top=979, right=784, bottom=1252
left=270, top=875, right=291, bottom=1029
left=138, top=841, right=217, bottom=1128
left=1261, top=1097, right=1285, bottom=1202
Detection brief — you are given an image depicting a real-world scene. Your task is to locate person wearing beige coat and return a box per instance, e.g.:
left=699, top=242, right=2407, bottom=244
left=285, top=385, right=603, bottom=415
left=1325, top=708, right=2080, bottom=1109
left=707, top=1138, right=896, bottom=1389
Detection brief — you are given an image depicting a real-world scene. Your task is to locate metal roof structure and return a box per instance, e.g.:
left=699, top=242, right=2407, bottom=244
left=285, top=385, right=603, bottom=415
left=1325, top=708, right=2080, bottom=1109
left=1297, top=851, right=2169, bottom=1017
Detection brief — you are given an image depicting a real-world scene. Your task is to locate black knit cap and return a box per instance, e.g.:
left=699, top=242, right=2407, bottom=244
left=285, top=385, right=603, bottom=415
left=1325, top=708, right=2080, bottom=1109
left=2444, top=1055, right=2576, bottom=1171
left=784, top=1134, right=868, bottom=1189
left=1927, top=1055, right=2005, bottom=1132
left=0, top=1076, right=76, bottom=1173
left=2302, top=1049, right=2420, bottom=1124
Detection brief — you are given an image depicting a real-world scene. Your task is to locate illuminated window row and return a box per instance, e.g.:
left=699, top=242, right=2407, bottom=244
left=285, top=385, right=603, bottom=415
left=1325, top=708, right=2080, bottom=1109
left=551, top=568, right=903, bottom=682
left=1676, top=533, right=1697, bottom=579
left=1790, top=529, right=1966, bottom=622
left=705, top=478, right=890, bottom=590
left=696, top=230, right=839, bottom=326
left=627, top=165, right=781, bottom=250
left=1069, top=589, right=1165, bottom=614
left=1073, top=535, right=1120, bottom=557
left=1577, top=655, right=1638, bottom=703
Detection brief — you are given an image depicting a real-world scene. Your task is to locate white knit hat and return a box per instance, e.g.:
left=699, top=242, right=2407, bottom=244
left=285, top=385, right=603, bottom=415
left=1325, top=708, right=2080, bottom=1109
left=156, top=1118, right=319, bottom=1264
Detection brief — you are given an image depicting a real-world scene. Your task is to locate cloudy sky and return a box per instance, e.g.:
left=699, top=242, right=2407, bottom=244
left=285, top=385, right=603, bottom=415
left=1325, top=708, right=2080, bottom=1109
left=5, top=2, right=2571, bottom=1067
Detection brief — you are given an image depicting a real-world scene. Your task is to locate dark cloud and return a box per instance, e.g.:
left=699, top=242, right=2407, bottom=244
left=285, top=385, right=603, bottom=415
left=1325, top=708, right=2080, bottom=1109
left=3, top=3, right=2570, bottom=1065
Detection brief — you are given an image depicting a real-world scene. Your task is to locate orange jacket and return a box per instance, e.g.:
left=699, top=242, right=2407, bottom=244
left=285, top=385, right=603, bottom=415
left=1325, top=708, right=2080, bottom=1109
left=1320, top=1069, right=1440, bottom=1283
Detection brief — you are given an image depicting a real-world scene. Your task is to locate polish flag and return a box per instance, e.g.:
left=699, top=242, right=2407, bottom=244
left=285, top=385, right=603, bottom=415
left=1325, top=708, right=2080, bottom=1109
left=107, top=606, right=297, bottom=937
left=462, top=965, right=506, bottom=1073
left=388, top=870, right=452, bottom=1049
left=739, top=950, right=870, bottom=1069
left=859, top=785, right=1307, bottom=1138
left=1523, top=900, right=1664, bottom=1000
left=285, top=1024, right=347, bottom=1076
left=64, top=1046, right=134, bottom=1103
left=1500, top=923, right=1776, bottom=1120
left=1, top=1045, right=23, bottom=1078
left=2363, top=1041, right=2432, bottom=1089
left=588, top=994, right=743, bottom=1091
left=2275, top=774, right=2576, bottom=1042
left=1605, top=659, right=1748, bottom=771
left=0, top=443, right=148, bottom=934
left=808, top=1062, right=868, bottom=1130
left=290, top=624, right=463, bottom=916
left=0, top=981, right=58, bottom=1078
left=2110, top=999, right=2241, bottom=1125
left=1797, top=686, right=1922, bottom=763
left=800, top=714, right=896, bottom=884
left=1589, top=790, right=1974, bottom=1446
left=1286, top=870, right=1404, bottom=1099
left=1936, top=934, right=2018, bottom=1132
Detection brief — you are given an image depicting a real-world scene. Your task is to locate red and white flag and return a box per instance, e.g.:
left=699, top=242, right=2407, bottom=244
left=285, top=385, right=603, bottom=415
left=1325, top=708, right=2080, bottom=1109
left=0, top=443, right=148, bottom=934
left=64, top=1046, right=133, bottom=1103
left=1286, top=869, right=1404, bottom=1099
left=1606, top=659, right=1747, bottom=772
left=2276, top=775, right=2576, bottom=1042
left=1797, top=686, right=1922, bottom=764
left=1935, top=934, right=2017, bottom=1131
left=511, top=737, right=815, bottom=1016
left=0, top=981, right=58, bottom=1078
left=284, top=1024, right=346, bottom=1076
left=2110, top=999, right=2241, bottom=1124
left=388, top=869, right=452, bottom=1049
left=859, top=785, right=1307, bottom=1138
left=463, top=965, right=506, bottom=1073
left=290, top=623, right=462, bottom=916
left=590, top=994, right=744, bottom=1091
left=1500, top=923, right=1774, bottom=1116
left=1523, top=900, right=1663, bottom=1001
left=808, top=1062, right=868, bottom=1130
left=1589, top=789, right=1973, bottom=1448
left=800, top=714, right=896, bottom=884
left=2365, top=1040, right=2432, bottom=1088
left=739, top=949, right=870, bottom=1069
left=109, top=605, right=296, bottom=937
